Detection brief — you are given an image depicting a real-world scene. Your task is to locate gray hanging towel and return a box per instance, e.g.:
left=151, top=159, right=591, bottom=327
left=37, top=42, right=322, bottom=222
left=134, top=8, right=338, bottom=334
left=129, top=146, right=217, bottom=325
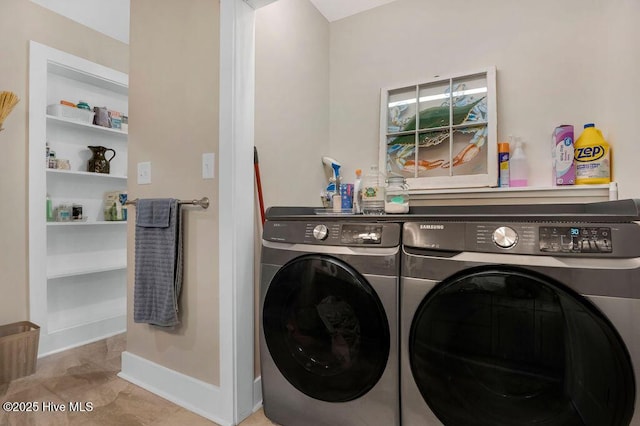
left=134, top=198, right=183, bottom=326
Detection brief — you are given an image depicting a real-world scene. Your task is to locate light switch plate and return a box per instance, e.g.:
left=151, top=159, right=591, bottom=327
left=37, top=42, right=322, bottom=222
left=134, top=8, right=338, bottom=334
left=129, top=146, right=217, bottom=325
left=137, top=162, right=151, bottom=184
left=202, top=153, right=215, bottom=179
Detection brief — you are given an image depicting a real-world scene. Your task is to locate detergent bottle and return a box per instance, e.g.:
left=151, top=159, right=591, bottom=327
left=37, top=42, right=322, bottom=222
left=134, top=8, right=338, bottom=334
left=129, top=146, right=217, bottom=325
left=361, top=165, right=386, bottom=215
left=574, top=123, right=611, bottom=184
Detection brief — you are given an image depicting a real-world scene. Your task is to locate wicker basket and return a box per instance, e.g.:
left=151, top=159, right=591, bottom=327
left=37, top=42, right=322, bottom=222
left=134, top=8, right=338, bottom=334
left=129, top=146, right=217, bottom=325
left=0, top=321, right=40, bottom=383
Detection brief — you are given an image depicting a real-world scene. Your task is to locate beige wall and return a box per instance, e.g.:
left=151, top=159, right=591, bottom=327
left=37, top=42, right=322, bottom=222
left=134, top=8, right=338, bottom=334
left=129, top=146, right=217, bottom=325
left=601, top=0, right=640, bottom=198
left=254, top=0, right=330, bottom=377
left=255, top=0, right=330, bottom=209
left=328, top=0, right=640, bottom=199
left=0, top=0, right=128, bottom=327
left=127, top=0, right=220, bottom=385
left=255, top=0, right=640, bottom=202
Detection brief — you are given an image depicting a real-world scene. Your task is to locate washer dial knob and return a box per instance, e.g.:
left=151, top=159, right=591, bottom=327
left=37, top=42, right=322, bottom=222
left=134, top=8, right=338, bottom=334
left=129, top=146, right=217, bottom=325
left=493, top=226, right=518, bottom=248
left=313, top=224, right=329, bottom=241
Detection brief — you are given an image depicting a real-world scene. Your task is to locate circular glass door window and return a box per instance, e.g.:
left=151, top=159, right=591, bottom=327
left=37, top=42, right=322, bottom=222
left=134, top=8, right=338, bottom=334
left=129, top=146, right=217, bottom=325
left=410, top=266, right=634, bottom=426
left=263, top=254, right=390, bottom=402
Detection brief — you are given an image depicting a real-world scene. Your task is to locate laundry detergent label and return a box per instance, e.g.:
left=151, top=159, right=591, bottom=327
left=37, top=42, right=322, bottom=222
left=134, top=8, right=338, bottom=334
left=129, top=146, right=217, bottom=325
left=362, top=186, right=384, bottom=201
left=575, top=145, right=606, bottom=162
left=575, top=145, right=610, bottom=180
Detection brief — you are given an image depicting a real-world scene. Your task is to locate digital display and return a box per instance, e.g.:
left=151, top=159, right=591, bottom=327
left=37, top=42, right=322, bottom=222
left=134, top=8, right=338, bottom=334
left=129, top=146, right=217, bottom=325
left=341, top=224, right=383, bottom=245
left=539, top=226, right=612, bottom=253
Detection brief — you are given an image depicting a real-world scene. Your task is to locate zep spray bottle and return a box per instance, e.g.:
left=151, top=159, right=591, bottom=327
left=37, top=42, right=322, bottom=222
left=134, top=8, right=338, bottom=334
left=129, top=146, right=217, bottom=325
left=574, top=123, right=611, bottom=184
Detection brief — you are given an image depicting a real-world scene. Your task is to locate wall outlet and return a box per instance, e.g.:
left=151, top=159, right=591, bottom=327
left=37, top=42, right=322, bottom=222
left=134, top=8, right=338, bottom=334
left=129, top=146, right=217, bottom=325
left=137, top=162, right=151, bottom=184
left=202, top=153, right=215, bottom=179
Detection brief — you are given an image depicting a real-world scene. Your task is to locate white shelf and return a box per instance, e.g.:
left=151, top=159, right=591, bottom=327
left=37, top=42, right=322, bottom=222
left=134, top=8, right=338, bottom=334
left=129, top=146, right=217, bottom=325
left=409, top=183, right=617, bottom=206
left=48, top=61, right=128, bottom=95
left=410, top=183, right=612, bottom=195
left=47, top=114, right=128, bottom=136
left=47, top=249, right=127, bottom=279
left=46, top=168, right=127, bottom=180
left=47, top=220, right=127, bottom=227
left=48, top=264, right=127, bottom=280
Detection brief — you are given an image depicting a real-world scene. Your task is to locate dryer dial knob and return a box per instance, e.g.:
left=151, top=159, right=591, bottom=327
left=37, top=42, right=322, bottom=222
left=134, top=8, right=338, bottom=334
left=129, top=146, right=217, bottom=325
left=493, top=226, right=518, bottom=249
left=313, top=224, right=329, bottom=241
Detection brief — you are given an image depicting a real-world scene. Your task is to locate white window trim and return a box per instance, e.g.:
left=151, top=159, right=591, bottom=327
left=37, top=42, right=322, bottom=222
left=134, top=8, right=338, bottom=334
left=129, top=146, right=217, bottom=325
left=380, top=66, right=497, bottom=190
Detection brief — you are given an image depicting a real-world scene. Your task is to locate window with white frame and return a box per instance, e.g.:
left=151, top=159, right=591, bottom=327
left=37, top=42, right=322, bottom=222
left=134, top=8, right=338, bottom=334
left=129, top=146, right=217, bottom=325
left=380, top=67, right=497, bottom=190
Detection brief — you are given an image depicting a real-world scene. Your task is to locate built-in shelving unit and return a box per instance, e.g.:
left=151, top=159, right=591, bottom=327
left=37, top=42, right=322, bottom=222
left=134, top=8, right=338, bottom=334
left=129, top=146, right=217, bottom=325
left=29, top=41, right=128, bottom=356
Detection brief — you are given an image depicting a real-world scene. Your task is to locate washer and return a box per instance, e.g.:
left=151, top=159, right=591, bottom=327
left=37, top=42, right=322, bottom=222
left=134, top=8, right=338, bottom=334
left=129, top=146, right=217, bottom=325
left=401, top=200, right=640, bottom=426
left=260, top=217, right=401, bottom=426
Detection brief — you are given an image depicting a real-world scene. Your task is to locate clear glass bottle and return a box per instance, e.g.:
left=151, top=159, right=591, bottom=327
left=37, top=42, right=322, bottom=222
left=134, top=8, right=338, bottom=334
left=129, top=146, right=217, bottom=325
left=353, top=169, right=363, bottom=214
left=361, top=165, right=386, bottom=215
left=385, top=175, right=409, bottom=214
left=56, top=203, right=71, bottom=222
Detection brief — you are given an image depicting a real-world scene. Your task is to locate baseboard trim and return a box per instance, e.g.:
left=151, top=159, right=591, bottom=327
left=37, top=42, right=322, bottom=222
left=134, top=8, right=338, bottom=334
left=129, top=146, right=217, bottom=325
left=253, top=376, right=262, bottom=412
left=118, top=351, right=232, bottom=426
left=39, top=316, right=126, bottom=357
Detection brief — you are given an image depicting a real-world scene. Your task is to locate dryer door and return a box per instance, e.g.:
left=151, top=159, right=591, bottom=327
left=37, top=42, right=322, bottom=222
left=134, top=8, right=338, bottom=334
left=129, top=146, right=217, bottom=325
left=263, top=254, right=390, bottom=402
left=410, top=266, right=634, bottom=426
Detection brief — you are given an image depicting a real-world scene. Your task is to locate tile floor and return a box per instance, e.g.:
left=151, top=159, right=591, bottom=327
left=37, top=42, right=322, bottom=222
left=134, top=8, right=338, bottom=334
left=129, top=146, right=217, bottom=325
left=0, top=334, right=276, bottom=426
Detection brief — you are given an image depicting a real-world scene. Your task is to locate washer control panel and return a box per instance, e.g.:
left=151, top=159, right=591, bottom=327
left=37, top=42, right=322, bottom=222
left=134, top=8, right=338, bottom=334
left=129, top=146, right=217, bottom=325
left=308, top=223, right=383, bottom=244
left=339, top=224, right=383, bottom=245
left=312, top=224, right=329, bottom=241
left=263, top=221, right=400, bottom=247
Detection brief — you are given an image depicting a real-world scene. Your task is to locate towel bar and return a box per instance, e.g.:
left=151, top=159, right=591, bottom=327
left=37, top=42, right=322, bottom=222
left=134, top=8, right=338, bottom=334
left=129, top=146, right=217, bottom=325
left=125, top=197, right=209, bottom=209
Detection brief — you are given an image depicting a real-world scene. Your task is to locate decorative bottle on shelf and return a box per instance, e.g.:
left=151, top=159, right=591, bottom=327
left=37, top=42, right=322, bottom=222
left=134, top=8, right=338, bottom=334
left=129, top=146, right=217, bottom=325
left=46, top=193, right=53, bottom=222
left=361, top=165, right=386, bottom=215
left=509, top=137, right=528, bottom=187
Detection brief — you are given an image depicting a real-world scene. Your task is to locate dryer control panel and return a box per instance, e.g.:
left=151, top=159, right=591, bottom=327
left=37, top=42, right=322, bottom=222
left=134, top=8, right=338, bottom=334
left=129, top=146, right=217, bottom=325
left=403, top=221, right=640, bottom=258
left=539, top=226, right=612, bottom=253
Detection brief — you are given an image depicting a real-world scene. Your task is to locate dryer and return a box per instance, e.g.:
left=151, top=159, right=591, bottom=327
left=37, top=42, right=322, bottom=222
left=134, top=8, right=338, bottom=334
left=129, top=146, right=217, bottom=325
left=260, top=217, right=401, bottom=426
left=401, top=200, right=640, bottom=426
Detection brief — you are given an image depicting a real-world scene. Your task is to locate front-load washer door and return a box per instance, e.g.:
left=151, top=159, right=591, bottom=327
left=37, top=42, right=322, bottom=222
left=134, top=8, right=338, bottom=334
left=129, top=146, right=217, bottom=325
left=410, top=265, right=634, bottom=426
left=263, top=254, right=390, bottom=403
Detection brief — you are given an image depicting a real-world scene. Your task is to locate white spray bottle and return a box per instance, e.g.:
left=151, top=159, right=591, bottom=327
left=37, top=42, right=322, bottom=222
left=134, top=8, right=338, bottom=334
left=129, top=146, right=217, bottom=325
left=321, top=156, right=342, bottom=209
left=509, top=137, right=528, bottom=187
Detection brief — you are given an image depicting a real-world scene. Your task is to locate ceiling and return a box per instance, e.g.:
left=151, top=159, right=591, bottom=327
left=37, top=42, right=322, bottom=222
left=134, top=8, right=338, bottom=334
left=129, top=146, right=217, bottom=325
left=309, top=0, right=400, bottom=22
left=30, top=0, right=401, bottom=44
left=30, top=0, right=129, bottom=43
